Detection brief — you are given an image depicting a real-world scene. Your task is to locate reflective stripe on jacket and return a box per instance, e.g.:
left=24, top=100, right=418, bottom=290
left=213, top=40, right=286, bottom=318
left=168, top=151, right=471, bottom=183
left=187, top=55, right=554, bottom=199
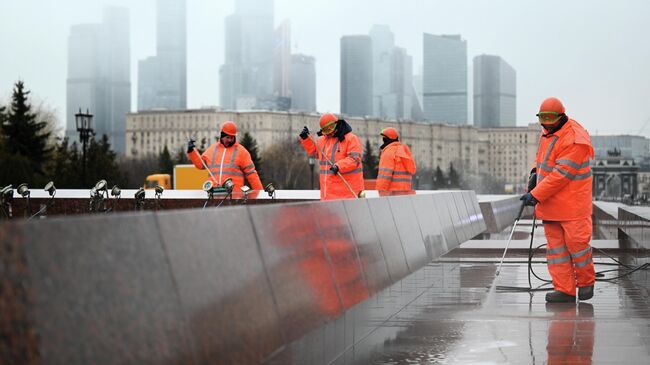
left=300, top=133, right=364, bottom=200
left=376, top=142, right=416, bottom=191
left=532, top=119, right=594, bottom=220
left=187, top=141, right=263, bottom=190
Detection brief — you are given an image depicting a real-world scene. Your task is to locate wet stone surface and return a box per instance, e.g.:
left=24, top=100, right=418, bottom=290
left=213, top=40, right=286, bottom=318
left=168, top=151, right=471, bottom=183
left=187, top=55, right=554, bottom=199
left=334, top=250, right=650, bottom=365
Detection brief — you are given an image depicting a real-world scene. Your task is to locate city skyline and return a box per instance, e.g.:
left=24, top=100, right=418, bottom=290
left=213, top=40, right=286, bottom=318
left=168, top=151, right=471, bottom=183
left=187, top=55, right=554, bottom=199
left=2, top=0, right=650, bottom=136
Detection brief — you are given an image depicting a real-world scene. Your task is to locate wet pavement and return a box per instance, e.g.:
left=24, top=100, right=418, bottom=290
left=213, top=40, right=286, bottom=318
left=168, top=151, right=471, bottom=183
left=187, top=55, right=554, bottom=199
left=333, top=246, right=650, bottom=364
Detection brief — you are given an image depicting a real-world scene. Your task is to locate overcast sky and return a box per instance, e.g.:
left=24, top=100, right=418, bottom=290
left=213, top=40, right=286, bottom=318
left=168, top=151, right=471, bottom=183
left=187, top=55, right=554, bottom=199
left=1, top=0, right=649, bottom=136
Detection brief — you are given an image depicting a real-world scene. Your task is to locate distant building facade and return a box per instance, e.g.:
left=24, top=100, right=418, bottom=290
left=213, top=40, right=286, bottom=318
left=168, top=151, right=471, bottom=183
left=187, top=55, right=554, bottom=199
left=290, top=54, right=316, bottom=112
left=126, top=110, right=541, bottom=191
left=138, top=0, right=187, bottom=111
left=473, top=54, right=516, bottom=128
left=66, top=6, right=131, bottom=153
left=592, top=148, right=639, bottom=199
left=422, top=34, right=467, bottom=124
left=340, top=35, right=373, bottom=117
left=591, top=135, right=650, bottom=164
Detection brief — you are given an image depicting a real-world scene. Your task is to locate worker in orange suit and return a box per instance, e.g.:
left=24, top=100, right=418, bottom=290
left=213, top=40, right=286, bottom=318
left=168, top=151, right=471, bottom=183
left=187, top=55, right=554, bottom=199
left=187, top=121, right=264, bottom=192
left=520, top=97, right=595, bottom=303
left=376, top=127, right=416, bottom=194
left=299, top=113, right=364, bottom=200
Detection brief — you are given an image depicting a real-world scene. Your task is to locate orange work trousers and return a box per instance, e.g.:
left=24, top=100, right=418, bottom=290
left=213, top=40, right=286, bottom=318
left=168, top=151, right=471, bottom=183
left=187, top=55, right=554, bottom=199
left=543, top=217, right=595, bottom=297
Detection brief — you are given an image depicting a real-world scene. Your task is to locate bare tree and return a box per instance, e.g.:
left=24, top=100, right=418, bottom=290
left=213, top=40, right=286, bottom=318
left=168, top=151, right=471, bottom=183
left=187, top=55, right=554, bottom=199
left=262, top=138, right=311, bottom=189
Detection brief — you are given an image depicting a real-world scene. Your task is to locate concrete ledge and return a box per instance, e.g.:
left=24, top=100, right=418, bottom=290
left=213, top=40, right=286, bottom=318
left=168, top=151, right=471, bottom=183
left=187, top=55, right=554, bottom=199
left=0, top=191, right=489, bottom=364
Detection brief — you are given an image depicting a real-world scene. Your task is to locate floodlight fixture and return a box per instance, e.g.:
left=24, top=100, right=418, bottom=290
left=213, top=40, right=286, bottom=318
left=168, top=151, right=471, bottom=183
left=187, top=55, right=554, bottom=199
left=17, top=183, right=30, bottom=198
left=44, top=181, right=56, bottom=197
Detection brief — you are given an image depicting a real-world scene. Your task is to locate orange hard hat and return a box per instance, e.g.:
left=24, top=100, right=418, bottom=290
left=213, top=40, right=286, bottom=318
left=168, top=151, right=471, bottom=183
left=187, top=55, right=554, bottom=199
left=221, top=121, right=237, bottom=136
left=320, top=113, right=338, bottom=128
left=319, top=113, right=338, bottom=135
left=380, top=127, right=399, bottom=140
left=538, top=97, right=565, bottom=114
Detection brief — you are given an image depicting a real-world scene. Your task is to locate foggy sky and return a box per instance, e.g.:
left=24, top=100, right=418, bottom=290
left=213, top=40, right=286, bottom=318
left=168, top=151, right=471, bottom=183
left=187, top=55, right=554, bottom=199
left=1, top=0, right=649, bottom=136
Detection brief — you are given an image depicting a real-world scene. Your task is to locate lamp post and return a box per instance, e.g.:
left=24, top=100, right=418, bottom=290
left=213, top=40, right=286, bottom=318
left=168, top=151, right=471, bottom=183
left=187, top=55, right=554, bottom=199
left=75, top=109, right=94, bottom=186
left=308, top=157, right=315, bottom=190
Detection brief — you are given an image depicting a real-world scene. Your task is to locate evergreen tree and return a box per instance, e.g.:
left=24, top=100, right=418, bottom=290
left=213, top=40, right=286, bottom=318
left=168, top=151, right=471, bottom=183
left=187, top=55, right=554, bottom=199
left=174, top=147, right=189, bottom=164
left=433, top=166, right=445, bottom=189
left=239, top=131, right=264, bottom=181
left=363, top=139, right=378, bottom=179
left=158, top=145, right=174, bottom=176
left=85, top=134, right=126, bottom=188
left=46, top=138, right=82, bottom=188
left=448, top=162, right=460, bottom=188
left=1, top=81, right=52, bottom=182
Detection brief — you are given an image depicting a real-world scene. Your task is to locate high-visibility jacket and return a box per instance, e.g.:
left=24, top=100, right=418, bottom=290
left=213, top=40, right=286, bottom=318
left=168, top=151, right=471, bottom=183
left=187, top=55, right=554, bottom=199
left=532, top=119, right=594, bottom=221
left=300, top=133, right=364, bottom=200
left=187, top=141, right=263, bottom=191
left=377, top=141, right=416, bottom=191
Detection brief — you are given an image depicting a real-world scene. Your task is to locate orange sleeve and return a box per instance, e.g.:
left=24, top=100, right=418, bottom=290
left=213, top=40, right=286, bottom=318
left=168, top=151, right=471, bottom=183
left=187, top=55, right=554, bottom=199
left=187, top=147, right=209, bottom=170
left=376, top=148, right=395, bottom=191
left=336, top=135, right=363, bottom=173
left=300, top=135, right=318, bottom=158
left=531, top=143, right=591, bottom=202
left=238, top=148, right=264, bottom=190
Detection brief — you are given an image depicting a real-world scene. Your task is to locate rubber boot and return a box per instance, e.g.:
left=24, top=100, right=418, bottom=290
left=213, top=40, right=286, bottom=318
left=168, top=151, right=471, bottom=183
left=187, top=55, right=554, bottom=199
left=578, top=285, right=594, bottom=301
left=546, top=290, right=576, bottom=303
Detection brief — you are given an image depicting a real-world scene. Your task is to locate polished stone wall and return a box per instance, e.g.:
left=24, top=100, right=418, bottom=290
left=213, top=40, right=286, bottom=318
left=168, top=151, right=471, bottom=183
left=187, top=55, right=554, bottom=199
left=1, top=191, right=488, bottom=364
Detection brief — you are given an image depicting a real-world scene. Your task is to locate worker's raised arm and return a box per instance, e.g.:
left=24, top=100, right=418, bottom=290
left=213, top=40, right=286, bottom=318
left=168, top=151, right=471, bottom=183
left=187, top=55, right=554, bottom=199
left=299, top=126, right=318, bottom=158
left=186, top=139, right=207, bottom=170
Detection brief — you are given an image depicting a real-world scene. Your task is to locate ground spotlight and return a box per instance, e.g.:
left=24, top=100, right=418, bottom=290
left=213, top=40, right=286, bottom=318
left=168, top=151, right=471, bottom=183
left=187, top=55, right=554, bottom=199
left=240, top=185, right=251, bottom=204
left=44, top=181, right=56, bottom=197
left=94, top=179, right=108, bottom=194
left=264, top=183, right=276, bottom=199
left=29, top=182, right=56, bottom=220
left=0, top=185, right=14, bottom=219
left=134, top=187, right=146, bottom=211
left=111, top=185, right=121, bottom=198
left=222, top=178, right=234, bottom=193
left=17, top=183, right=30, bottom=198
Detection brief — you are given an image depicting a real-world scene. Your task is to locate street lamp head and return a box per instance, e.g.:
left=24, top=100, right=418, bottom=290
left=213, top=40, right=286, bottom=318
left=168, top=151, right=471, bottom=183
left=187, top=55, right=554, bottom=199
left=75, top=109, right=94, bottom=132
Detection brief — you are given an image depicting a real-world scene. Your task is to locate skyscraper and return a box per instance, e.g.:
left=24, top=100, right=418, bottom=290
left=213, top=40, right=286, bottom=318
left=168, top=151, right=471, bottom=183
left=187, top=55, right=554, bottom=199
left=66, top=6, right=131, bottom=153
left=290, top=54, right=316, bottom=112
left=473, top=54, right=516, bottom=128
left=422, top=34, right=467, bottom=124
left=274, top=20, right=291, bottom=99
left=138, top=0, right=187, bottom=111
left=220, top=0, right=275, bottom=110
left=340, top=35, right=373, bottom=117
left=369, top=25, right=413, bottom=120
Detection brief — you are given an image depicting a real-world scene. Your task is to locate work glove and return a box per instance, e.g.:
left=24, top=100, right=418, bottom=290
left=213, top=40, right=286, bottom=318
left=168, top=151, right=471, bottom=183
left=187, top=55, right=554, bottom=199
left=527, top=168, right=537, bottom=192
left=187, top=139, right=196, bottom=153
left=299, top=126, right=310, bottom=140
left=520, top=192, right=538, bottom=206
left=330, top=164, right=339, bottom=174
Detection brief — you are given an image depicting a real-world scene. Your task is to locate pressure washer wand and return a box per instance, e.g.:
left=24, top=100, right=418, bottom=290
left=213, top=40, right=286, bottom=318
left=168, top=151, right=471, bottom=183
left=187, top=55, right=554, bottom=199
left=308, top=134, right=358, bottom=199
left=495, top=202, right=526, bottom=277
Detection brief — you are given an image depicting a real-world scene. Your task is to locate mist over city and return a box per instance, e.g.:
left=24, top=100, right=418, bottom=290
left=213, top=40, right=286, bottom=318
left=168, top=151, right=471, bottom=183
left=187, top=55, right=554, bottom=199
left=1, top=0, right=649, bottom=135
left=3, top=2, right=650, bottom=364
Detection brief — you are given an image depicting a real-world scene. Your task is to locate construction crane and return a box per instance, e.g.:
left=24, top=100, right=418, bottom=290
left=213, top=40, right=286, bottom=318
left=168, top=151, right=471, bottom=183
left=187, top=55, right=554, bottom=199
left=637, top=118, right=650, bottom=136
